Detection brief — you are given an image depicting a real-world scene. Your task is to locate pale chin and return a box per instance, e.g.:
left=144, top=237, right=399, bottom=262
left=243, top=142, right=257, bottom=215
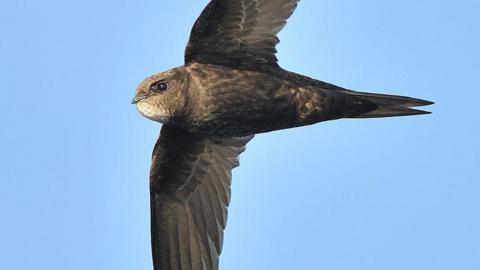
left=136, top=102, right=169, bottom=123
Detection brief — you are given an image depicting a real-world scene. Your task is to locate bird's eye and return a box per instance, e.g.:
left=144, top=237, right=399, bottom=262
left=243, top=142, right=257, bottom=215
left=150, top=80, right=168, bottom=93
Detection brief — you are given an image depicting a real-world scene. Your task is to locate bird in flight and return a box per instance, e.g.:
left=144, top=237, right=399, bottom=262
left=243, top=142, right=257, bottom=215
left=132, top=1, right=433, bottom=269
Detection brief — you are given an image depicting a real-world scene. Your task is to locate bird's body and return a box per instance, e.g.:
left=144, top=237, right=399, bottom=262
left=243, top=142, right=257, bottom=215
left=132, top=1, right=433, bottom=269
left=136, top=62, right=429, bottom=136
left=138, top=63, right=330, bottom=135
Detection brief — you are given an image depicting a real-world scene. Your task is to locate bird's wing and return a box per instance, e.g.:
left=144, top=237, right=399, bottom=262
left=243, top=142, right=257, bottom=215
left=149, top=125, right=253, bottom=270
left=185, top=0, right=300, bottom=68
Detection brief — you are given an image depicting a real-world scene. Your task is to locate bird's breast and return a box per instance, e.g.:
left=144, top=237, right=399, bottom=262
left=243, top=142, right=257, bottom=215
left=182, top=64, right=300, bottom=135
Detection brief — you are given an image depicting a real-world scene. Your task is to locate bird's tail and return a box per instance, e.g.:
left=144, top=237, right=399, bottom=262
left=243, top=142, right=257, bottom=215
left=340, top=90, right=434, bottom=118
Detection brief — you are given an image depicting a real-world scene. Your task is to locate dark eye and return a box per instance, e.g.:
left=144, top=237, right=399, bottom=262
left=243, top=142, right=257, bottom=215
left=150, top=80, right=168, bottom=92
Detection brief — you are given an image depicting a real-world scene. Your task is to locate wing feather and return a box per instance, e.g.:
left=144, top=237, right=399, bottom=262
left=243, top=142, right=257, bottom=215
left=185, top=0, right=300, bottom=68
left=150, top=125, right=253, bottom=270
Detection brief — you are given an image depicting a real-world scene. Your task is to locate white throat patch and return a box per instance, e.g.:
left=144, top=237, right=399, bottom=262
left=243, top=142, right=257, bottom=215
left=136, top=101, right=169, bottom=123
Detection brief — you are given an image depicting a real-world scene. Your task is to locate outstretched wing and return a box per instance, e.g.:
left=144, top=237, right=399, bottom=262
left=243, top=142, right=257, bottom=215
left=185, top=0, right=300, bottom=68
left=149, top=125, right=253, bottom=270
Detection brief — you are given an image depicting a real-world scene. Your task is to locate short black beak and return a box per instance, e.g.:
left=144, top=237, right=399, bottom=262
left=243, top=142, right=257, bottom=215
left=131, top=93, right=148, bottom=104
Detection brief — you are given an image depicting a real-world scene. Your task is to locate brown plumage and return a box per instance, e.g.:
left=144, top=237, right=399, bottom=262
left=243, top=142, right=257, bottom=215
left=132, top=1, right=433, bottom=270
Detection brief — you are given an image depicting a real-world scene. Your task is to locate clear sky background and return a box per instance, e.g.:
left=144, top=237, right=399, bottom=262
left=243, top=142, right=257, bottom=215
left=1, top=0, right=479, bottom=269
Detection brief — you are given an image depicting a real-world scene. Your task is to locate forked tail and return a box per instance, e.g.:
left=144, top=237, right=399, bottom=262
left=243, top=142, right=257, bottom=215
left=341, top=90, right=434, bottom=118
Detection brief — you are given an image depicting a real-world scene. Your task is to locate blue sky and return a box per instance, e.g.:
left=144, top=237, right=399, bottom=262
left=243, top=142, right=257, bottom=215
left=1, top=0, right=479, bottom=269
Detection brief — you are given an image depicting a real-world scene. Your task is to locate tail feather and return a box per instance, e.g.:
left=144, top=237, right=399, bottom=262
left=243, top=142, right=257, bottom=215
left=355, top=105, right=431, bottom=118
left=341, top=90, right=433, bottom=118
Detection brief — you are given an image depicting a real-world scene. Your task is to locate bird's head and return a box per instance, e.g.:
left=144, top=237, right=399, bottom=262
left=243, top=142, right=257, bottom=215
left=132, top=68, right=187, bottom=123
